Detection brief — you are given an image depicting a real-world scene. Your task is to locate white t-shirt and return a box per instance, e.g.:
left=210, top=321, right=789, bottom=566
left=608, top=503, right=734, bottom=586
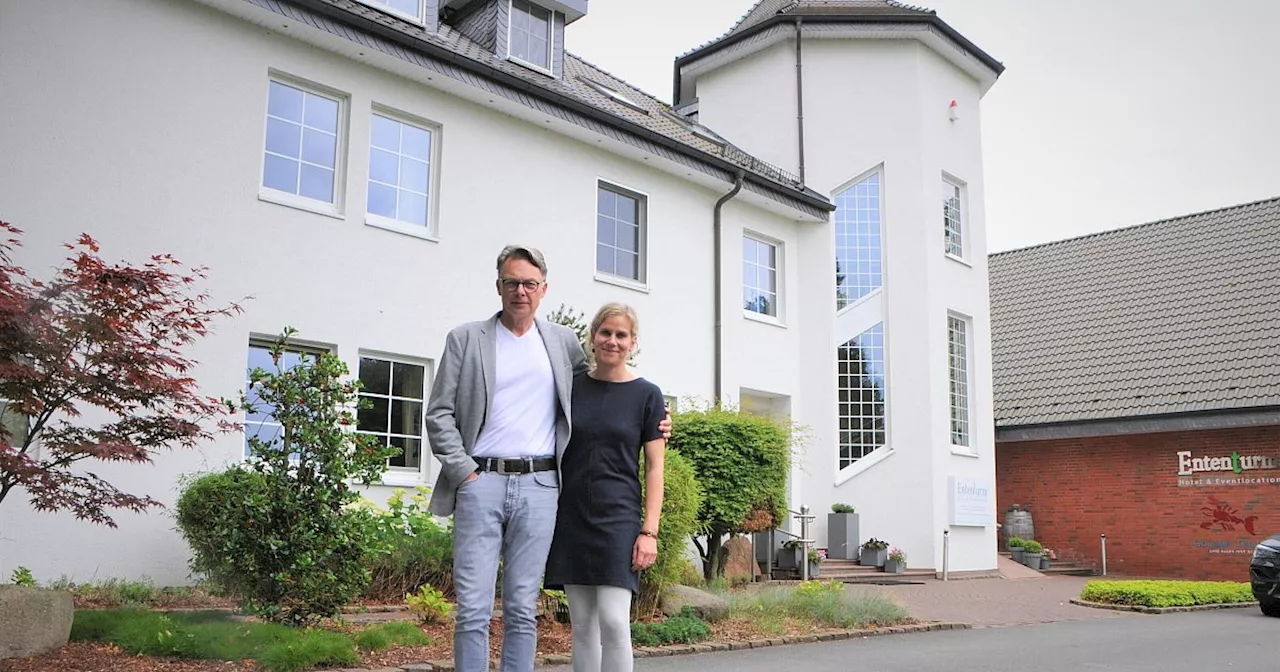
left=471, top=321, right=558, bottom=459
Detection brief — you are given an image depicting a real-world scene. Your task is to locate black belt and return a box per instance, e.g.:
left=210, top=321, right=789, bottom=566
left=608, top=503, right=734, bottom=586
left=475, top=456, right=557, bottom=475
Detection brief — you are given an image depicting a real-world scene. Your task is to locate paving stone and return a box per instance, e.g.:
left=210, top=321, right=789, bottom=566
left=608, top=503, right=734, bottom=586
left=400, top=664, right=434, bottom=671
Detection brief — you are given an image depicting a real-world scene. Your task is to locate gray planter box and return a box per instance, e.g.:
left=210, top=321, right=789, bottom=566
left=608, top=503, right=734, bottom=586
left=826, top=512, right=860, bottom=560
left=859, top=547, right=888, bottom=568
left=1020, top=552, right=1042, bottom=569
left=883, top=558, right=905, bottom=574
left=1010, top=548, right=1025, bottom=562
left=1040, top=556, right=1052, bottom=570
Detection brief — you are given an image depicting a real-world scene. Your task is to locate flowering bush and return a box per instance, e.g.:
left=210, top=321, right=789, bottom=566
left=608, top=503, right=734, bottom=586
left=888, top=547, right=906, bottom=562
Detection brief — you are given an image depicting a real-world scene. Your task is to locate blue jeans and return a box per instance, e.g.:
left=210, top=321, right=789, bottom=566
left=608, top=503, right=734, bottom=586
left=453, top=468, right=560, bottom=672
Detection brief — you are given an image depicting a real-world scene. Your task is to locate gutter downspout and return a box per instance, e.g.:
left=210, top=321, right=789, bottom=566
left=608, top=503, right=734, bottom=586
left=795, top=17, right=806, bottom=184
left=714, top=170, right=746, bottom=406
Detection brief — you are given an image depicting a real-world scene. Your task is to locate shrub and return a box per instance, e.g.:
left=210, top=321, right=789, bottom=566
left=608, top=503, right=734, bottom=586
left=1008, top=536, right=1026, bottom=549
left=831, top=503, right=856, bottom=514
left=888, top=547, right=906, bottom=563
left=405, top=584, right=454, bottom=624
left=1079, top=580, right=1254, bottom=608
left=1021, top=540, right=1043, bottom=554
left=356, top=487, right=455, bottom=601
left=636, top=448, right=703, bottom=618
left=630, top=607, right=711, bottom=646
left=10, top=566, right=35, bottom=587
left=667, top=406, right=793, bottom=581
left=175, top=328, right=398, bottom=626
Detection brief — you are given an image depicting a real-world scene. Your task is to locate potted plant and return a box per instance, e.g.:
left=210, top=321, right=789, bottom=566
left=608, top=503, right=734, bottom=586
left=859, top=538, right=889, bottom=568
left=1008, top=536, right=1026, bottom=563
left=827, top=503, right=860, bottom=560
left=1020, top=540, right=1043, bottom=568
left=1040, top=548, right=1054, bottom=571
left=884, top=547, right=907, bottom=574
left=779, top=539, right=805, bottom=571
left=807, top=548, right=823, bottom=578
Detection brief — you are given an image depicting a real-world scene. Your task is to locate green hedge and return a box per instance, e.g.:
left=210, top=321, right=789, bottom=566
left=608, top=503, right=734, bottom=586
left=1079, top=580, right=1254, bottom=608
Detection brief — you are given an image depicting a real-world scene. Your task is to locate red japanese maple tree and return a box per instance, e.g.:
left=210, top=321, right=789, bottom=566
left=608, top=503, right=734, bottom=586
left=0, top=221, right=244, bottom=527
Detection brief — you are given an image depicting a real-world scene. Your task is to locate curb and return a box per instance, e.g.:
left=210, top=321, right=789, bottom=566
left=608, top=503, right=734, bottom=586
left=338, top=622, right=971, bottom=671
left=1069, top=598, right=1257, bottom=614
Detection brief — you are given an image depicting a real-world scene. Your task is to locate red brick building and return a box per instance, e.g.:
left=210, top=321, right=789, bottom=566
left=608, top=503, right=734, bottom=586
left=990, top=198, right=1280, bottom=581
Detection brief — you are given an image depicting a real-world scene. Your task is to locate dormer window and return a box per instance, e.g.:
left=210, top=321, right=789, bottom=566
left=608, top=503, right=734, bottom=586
left=509, top=0, right=553, bottom=71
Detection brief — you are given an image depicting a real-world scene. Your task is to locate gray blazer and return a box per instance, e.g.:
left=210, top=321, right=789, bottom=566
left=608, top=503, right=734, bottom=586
left=424, top=312, right=588, bottom=516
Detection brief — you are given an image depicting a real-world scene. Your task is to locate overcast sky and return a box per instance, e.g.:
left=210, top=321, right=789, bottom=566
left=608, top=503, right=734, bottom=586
left=565, top=0, right=1280, bottom=253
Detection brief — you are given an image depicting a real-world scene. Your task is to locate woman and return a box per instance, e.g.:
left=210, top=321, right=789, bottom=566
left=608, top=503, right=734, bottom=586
left=544, top=302, right=666, bottom=672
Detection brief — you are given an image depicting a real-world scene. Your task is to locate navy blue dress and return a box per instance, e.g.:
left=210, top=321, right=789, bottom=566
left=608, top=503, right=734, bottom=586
left=544, top=373, right=665, bottom=594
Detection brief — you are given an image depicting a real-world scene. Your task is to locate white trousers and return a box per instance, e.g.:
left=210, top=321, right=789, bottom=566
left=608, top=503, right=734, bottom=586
left=564, top=584, right=633, bottom=672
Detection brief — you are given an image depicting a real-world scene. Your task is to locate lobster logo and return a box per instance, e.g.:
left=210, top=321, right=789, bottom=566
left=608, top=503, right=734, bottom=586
left=1199, top=495, right=1258, bottom=534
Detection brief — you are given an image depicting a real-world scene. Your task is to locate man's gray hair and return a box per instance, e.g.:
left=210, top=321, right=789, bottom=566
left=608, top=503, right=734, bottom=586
left=495, top=245, right=548, bottom=278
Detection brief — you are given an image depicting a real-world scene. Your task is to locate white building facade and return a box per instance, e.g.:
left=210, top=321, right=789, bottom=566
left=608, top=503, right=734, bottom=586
left=0, top=0, right=1001, bottom=584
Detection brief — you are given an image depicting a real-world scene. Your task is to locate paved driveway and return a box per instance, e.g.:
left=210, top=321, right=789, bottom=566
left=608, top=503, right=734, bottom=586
left=854, top=575, right=1135, bottom=628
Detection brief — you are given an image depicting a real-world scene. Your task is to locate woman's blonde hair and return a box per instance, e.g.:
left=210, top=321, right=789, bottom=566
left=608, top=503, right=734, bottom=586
left=589, top=302, right=640, bottom=342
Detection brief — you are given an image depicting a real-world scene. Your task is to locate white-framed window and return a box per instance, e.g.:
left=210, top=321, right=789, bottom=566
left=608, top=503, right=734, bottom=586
left=838, top=323, right=887, bottom=470
left=947, top=314, right=972, bottom=448
left=261, top=77, right=346, bottom=211
left=743, top=234, right=780, bottom=319
left=834, top=171, right=883, bottom=310
left=356, top=0, right=424, bottom=22
left=243, top=340, right=332, bottom=458
left=508, top=0, right=553, bottom=72
left=366, top=109, right=438, bottom=236
left=356, top=355, right=429, bottom=478
left=943, top=178, right=964, bottom=259
left=595, top=181, right=646, bottom=284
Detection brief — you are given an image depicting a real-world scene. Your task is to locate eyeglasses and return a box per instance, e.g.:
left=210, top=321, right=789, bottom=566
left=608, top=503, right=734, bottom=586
left=500, top=278, right=544, bottom=292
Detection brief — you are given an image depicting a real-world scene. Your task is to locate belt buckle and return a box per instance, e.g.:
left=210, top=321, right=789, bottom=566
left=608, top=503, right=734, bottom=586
left=497, top=458, right=523, bottom=475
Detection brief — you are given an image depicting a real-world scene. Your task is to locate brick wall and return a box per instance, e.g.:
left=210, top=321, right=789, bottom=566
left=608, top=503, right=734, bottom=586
left=996, top=425, right=1280, bottom=581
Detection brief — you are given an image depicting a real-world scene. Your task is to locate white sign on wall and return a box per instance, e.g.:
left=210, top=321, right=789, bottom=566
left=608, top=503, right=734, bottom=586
left=949, top=476, right=993, bottom=527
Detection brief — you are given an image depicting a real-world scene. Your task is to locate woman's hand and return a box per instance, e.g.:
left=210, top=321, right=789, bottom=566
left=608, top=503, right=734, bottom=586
left=632, top=533, right=658, bottom=572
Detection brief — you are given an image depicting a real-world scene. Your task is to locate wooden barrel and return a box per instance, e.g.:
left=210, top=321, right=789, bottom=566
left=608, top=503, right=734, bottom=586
left=1004, top=506, right=1035, bottom=546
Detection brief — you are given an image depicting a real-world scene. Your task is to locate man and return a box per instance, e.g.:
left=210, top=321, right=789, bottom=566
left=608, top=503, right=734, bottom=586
left=425, top=245, right=667, bottom=672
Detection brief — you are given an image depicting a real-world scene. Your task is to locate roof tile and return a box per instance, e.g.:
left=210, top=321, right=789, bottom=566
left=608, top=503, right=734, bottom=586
left=989, top=197, right=1280, bottom=427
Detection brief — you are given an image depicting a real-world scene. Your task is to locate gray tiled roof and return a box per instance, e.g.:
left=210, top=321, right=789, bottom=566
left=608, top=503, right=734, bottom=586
left=989, top=197, right=1280, bottom=428
left=681, top=0, right=934, bottom=59
left=284, top=0, right=830, bottom=215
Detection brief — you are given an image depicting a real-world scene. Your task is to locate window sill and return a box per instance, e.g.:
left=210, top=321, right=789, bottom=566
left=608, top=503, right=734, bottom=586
left=365, top=215, right=439, bottom=242
left=834, top=446, right=893, bottom=486
left=945, top=253, right=972, bottom=268
left=378, top=470, right=428, bottom=488
left=507, top=54, right=556, bottom=78
left=950, top=447, right=980, bottom=459
left=743, top=311, right=786, bottom=329
left=259, top=190, right=344, bottom=220
left=594, top=273, right=649, bottom=294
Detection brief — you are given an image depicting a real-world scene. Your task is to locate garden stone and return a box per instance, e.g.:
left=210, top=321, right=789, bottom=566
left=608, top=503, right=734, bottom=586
left=0, top=586, right=74, bottom=659
left=660, top=584, right=730, bottom=622
left=723, top=536, right=758, bottom=582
